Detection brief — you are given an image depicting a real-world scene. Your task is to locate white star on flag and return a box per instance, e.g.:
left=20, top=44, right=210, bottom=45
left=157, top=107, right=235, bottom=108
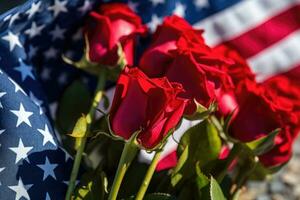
left=10, top=103, right=33, bottom=127
left=128, top=1, right=139, bottom=12
left=0, top=129, right=5, bottom=135
left=44, top=47, right=58, bottom=60
left=150, top=0, right=164, bottom=6
left=37, top=157, right=58, bottom=180
left=8, top=13, right=20, bottom=26
left=173, top=2, right=186, bottom=17
left=194, top=0, right=209, bottom=9
left=9, top=139, right=33, bottom=164
left=147, top=14, right=162, bottom=33
left=59, top=147, right=73, bottom=162
left=8, top=178, right=32, bottom=200
left=26, top=1, right=42, bottom=19
left=8, top=77, right=26, bottom=94
left=50, top=25, right=66, bottom=40
left=28, top=45, right=38, bottom=59
left=14, top=59, right=35, bottom=81
left=25, top=22, right=45, bottom=39
left=1, top=31, right=23, bottom=52
left=48, top=0, right=68, bottom=18
left=37, top=124, right=56, bottom=146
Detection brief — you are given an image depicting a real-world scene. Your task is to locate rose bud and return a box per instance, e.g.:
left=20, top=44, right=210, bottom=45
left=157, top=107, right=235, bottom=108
left=139, top=15, right=233, bottom=115
left=84, top=3, right=147, bottom=66
left=109, top=67, right=187, bottom=149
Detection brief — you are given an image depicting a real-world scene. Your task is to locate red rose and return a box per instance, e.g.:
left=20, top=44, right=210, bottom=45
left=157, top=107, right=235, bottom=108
left=214, top=45, right=255, bottom=86
left=213, top=45, right=256, bottom=116
left=109, top=67, right=187, bottom=149
left=139, top=15, right=233, bottom=115
left=229, top=80, right=297, bottom=142
left=262, top=76, right=300, bottom=137
left=84, top=3, right=147, bottom=66
left=139, top=15, right=206, bottom=77
left=257, top=76, right=300, bottom=167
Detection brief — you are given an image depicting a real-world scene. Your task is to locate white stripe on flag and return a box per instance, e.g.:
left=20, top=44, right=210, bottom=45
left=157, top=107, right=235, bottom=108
left=194, top=0, right=300, bottom=46
left=248, top=29, right=300, bottom=81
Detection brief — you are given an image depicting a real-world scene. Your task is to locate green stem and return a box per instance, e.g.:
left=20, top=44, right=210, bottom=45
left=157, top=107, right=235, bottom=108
left=108, top=138, right=139, bottom=200
left=65, top=70, right=107, bottom=200
left=217, top=143, right=242, bottom=183
left=231, top=156, right=259, bottom=197
left=135, top=149, right=163, bottom=200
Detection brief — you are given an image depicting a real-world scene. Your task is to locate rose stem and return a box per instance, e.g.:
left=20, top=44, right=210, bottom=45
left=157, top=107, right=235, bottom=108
left=231, top=156, right=259, bottom=198
left=65, top=69, right=107, bottom=200
left=135, top=149, right=163, bottom=200
left=108, top=138, right=139, bottom=200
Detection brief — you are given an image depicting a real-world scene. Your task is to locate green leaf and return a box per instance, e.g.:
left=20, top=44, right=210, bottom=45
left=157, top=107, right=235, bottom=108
left=172, top=120, right=222, bottom=187
left=195, top=161, right=210, bottom=190
left=73, top=170, right=108, bottom=200
left=210, top=176, right=226, bottom=200
left=246, top=128, right=280, bottom=155
left=56, top=80, right=91, bottom=135
left=179, top=120, right=222, bottom=166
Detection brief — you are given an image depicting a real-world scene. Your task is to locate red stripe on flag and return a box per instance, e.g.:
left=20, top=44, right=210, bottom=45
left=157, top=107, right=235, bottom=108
left=219, top=5, right=300, bottom=59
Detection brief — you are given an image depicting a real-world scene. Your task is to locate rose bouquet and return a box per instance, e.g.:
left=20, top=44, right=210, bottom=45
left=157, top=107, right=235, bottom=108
left=59, top=3, right=300, bottom=200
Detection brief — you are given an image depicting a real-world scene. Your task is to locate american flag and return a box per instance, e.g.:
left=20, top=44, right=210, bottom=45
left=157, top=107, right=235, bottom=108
left=0, top=0, right=299, bottom=199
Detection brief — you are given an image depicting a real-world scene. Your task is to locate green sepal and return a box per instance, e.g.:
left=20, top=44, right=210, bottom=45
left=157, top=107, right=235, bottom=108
left=184, top=100, right=218, bottom=121
left=245, top=128, right=280, bottom=155
left=106, top=114, right=175, bottom=151
left=62, top=35, right=127, bottom=81
left=210, top=176, right=227, bottom=200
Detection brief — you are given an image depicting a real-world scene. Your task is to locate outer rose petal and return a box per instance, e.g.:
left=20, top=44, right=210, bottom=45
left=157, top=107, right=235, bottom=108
left=86, top=12, right=112, bottom=63
left=156, top=151, right=178, bottom=171
left=110, top=67, right=187, bottom=149
left=112, top=79, right=148, bottom=140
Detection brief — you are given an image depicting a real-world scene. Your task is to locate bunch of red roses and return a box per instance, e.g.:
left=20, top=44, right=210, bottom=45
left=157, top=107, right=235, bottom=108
left=62, top=3, right=300, bottom=200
